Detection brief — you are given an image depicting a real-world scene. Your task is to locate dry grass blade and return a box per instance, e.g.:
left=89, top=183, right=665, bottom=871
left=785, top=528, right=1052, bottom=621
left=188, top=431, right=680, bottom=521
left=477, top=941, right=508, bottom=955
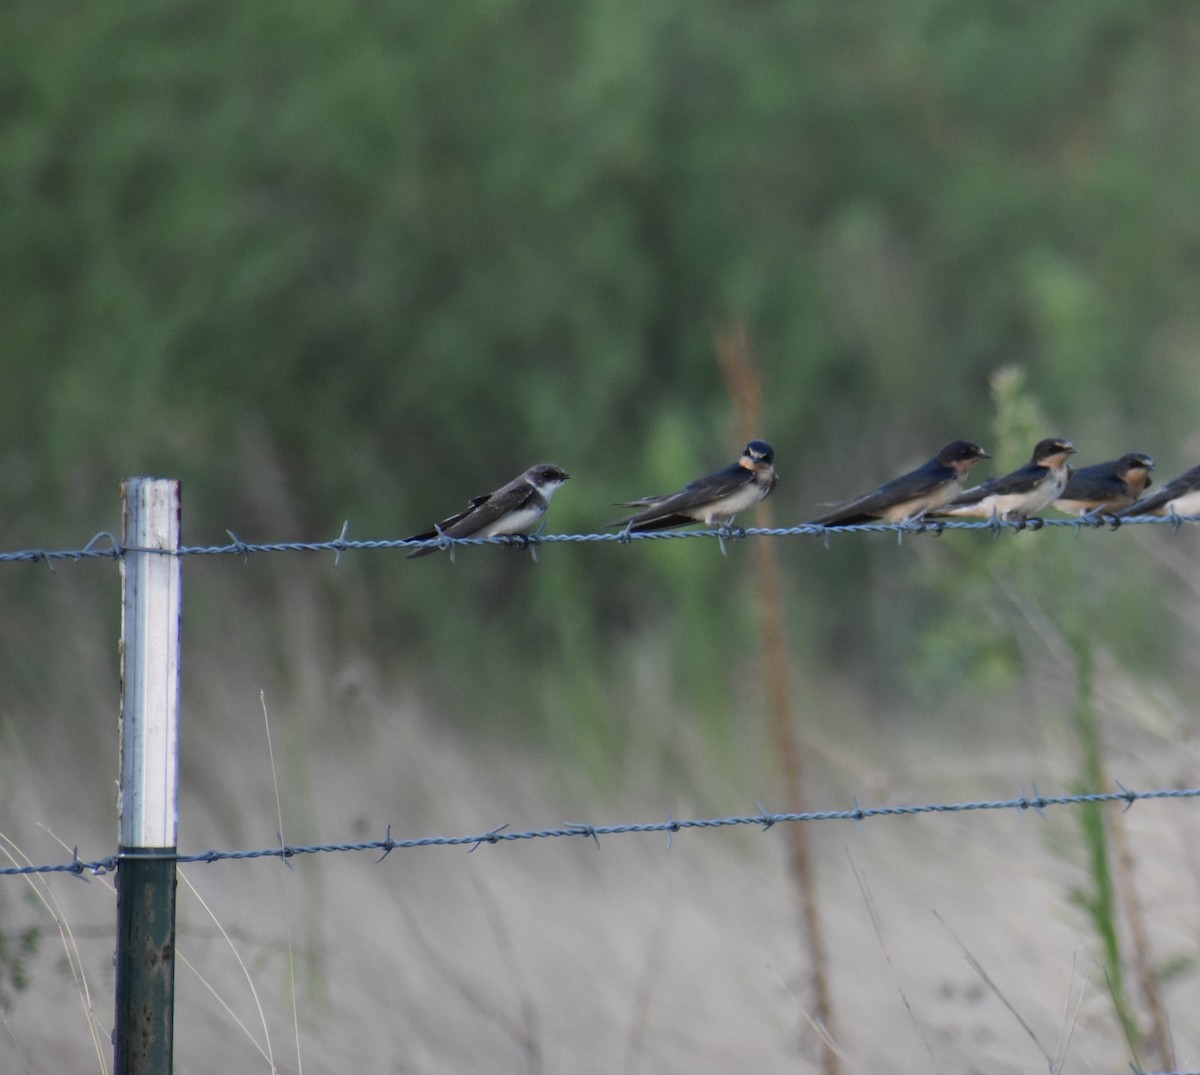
left=1050, top=954, right=1088, bottom=1075
left=176, top=871, right=278, bottom=1071
left=934, top=910, right=1053, bottom=1069
left=4, top=828, right=110, bottom=1074
left=261, top=690, right=301, bottom=1075
left=847, top=852, right=943, bottom=1074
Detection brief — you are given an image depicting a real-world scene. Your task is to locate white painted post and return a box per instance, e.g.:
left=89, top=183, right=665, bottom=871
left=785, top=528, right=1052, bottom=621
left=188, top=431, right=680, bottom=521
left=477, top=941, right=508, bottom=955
left=115, top=478, right=182, bottom=1075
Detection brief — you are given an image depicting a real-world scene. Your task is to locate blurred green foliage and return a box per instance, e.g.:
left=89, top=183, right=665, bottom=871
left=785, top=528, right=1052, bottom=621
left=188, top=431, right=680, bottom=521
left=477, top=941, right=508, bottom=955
left=3, top=1, right=1200, bottom=734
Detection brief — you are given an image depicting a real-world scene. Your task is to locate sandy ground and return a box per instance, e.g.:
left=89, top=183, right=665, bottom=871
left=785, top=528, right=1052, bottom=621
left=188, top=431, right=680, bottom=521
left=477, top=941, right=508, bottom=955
left=2, top=648, right=1199, bottom=1075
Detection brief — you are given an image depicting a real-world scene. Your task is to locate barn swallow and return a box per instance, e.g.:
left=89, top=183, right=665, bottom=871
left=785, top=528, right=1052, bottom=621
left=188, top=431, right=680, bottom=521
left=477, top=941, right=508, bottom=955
left=809, top=440, right=990, bottom=527
left=934, top=437, right=1077, bottom=522
left=611, top=439, right=778, bottom=532
left=405, top=463, right=570, bottom=558
left=1054, top=452, right=1155, bottom=516
left=1116, top=462, right=1200, bottom=518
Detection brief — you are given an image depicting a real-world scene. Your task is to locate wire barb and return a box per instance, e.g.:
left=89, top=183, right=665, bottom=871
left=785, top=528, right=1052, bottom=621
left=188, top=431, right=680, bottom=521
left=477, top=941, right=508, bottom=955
left=1020, top=784, right=1049, bottom=821
left=332, top=520, right=351, bottom=566
left=225, top=530, right=251, bottom=561
left=468, top=823, right=509, bottom=853
left=68, top=846, right=89, bottom=882
left=754, top=801, right=777, bottom=831
left=524, top=522, right=548, bottom=562
left=565, top=822, right=601, bottom=849
left=375, top=824, right=397, bottom=863
left=665, top=813, right=681, bottom=848
left=432, top=523, right=456, bottom=562
left=1114, top=779, right=1138, bottom=812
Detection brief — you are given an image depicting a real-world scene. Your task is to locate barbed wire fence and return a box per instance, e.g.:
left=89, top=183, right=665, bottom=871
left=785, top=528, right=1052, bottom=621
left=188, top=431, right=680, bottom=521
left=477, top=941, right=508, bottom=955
left=3, top=482, right=1200, bottom=1074
left=1, top=508, right=1197, bottom=567
left=3, top=784, right=1200, bottom=879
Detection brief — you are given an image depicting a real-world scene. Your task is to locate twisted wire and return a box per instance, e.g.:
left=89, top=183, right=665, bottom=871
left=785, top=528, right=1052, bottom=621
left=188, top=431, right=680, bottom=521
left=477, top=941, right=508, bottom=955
left=2, top=512, right=1197, bottom=566
left=4, top=782, right=1197, bottom=878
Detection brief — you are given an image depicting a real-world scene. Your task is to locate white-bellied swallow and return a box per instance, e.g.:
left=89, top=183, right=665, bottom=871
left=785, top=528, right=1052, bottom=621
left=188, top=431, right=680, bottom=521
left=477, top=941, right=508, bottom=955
left=809, top=440, right=990, bottom=527
left=1116, top=462, right=1200, bottom=518
left=1054, top=452, right=1155, bottom=516
left=611, top=439, right=778, bottom=532
left=934, top=437, right=1077, bottom=522
left=405, top=463, right=570, bottom=558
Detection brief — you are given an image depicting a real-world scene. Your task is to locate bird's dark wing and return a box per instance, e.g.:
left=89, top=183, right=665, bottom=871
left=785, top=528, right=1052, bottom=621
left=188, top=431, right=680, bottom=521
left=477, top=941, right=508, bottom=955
left=621, top=511, right=712, bottom=534
left=1059, top=468, right=1127, bottom=503
left=613, top=462, right=752, bottom=527
left=405, top=483, right=537, bottom=556
left=441, top=485, right=538, bottom=536
left=406, top=493, right=491, bottom=543
left=811, top=462, right=953, bottom=525
left=627, top=463, right=748, bottom=513
left=950, top=463, right=1043, bottom=506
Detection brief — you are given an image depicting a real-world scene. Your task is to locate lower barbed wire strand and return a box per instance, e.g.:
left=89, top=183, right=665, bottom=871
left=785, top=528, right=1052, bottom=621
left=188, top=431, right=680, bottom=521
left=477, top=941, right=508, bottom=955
left=4, top=784, right=1198, bottom=877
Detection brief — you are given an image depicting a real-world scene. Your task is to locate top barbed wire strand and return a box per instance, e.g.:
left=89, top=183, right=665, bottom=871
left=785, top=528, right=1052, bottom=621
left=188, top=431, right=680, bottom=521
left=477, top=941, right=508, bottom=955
left=2, top=512, right=1198, bottom=565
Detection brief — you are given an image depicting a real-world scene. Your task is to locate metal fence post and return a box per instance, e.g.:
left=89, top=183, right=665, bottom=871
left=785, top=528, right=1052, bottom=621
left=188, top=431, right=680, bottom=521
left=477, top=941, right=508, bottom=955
left=115, top=478, right=182, bottom=1075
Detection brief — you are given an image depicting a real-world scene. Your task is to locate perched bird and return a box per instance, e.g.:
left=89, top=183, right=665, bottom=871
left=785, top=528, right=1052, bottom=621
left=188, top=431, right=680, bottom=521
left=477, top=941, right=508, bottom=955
left=404, top=463, right=570, bottom=558
left=934, top=437, right=1077, bottom=522
left=1053, top=452, right=1155, bottom=516
left=611, top=439, right=778, bottom=533
left=1116, top=462, right=1200, bottom=518
left=808, top=440, right=990, bottom=527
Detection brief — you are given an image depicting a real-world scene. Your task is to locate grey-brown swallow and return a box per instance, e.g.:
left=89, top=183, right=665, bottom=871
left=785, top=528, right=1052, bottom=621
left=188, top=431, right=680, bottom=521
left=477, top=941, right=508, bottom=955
left=405, top=463, right=570, bottom=558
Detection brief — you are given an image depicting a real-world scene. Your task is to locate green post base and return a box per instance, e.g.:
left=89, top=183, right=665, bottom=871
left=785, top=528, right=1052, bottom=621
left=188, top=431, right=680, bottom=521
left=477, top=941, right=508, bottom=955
left=114, top=848, right=177, bottom=1075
